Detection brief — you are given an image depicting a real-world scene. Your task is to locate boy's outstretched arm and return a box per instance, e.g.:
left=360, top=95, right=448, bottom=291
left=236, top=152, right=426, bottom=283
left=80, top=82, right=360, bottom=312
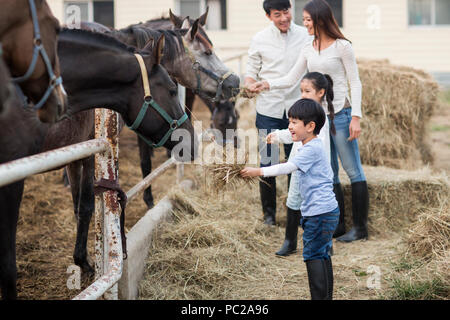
left=241, top=163, right=298, bottom=178
left=240, top=167, right=263, bottom=178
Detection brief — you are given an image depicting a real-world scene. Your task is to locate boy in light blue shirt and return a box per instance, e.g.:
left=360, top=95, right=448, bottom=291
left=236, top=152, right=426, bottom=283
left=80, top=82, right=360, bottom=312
left=241, top=98, right=339, bottom=300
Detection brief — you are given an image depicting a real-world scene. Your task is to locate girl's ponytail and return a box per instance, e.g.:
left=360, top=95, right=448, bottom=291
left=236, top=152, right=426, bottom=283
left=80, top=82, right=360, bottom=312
left=302, top=72, right=336, bottom=135
left=323, top=74, right=336, bottom=135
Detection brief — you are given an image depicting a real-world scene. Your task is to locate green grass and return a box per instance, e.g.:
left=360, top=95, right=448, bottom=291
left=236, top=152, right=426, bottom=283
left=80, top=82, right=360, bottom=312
left=431, top=125, right=450, bottom=132
left=353, top=269, right=368, bottom=277
left=439, top=89, right=450, bottom=105
left=390, top=257, right=424, bottom=272
left=388, top=278, right=449, bottom=300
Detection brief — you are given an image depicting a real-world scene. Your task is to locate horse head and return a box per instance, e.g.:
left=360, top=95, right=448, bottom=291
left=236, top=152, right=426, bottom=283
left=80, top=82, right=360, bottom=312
left=167, top=8, right=240, bottom=102
left=208, top=98, right=240, bottom=148
left=0, top=0, right=67, bottom=123
left=128, top=34, right=199, bottom=161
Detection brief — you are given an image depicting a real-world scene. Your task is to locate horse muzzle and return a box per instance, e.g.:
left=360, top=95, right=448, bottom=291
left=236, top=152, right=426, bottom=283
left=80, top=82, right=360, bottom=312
left=219, top=73, right=240, bottom=100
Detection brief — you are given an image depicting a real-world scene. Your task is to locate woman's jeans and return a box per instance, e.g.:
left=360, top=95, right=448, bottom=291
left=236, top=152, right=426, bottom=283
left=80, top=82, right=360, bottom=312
left=301, top=207, right=340, bottom=261
left=329, top=108, right=366, bottom=184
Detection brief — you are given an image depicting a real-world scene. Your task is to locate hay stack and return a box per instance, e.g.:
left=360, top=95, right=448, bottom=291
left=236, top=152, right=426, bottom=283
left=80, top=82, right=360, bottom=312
left=357, top=59, right=440, bottom=169
left=338, top=166, right=449, bottom=235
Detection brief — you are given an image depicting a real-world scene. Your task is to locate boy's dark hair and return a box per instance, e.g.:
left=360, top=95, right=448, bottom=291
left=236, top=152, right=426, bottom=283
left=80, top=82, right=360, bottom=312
left=263, top=0, right=291, bottom=15
left=288, top=98, right=325, bottom=135
left=302, top=72, right=336, bottom=135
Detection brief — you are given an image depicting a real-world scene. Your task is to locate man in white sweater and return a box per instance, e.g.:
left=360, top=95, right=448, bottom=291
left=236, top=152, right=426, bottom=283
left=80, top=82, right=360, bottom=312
left=244, top=0, right=311, bottom=225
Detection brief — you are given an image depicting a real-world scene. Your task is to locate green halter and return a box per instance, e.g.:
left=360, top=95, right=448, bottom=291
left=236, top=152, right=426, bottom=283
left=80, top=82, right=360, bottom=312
left=128, top=54, right=188, bottom=148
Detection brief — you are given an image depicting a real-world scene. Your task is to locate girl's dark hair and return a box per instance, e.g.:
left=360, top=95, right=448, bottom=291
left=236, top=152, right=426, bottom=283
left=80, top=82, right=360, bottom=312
left=263, top=0, right=291, bottom=15
left=303, top=0, right=350, bottom=52
left=302, top=72, right=336, bottom=135
left=288, top=98, right=325, bottom=135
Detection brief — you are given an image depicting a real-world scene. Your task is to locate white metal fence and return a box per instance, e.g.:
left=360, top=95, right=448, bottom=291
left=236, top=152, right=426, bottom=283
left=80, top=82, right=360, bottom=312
left=0, top=107, right=184, bottom=300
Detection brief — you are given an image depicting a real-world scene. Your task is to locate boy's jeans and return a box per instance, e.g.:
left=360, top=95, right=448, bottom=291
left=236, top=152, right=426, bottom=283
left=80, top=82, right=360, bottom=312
left=301, top=207, right=340, bottom=261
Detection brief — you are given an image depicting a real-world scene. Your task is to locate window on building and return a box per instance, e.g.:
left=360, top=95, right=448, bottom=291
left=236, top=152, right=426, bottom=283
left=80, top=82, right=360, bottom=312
left=294, top=0, right=343, bottom=27
left=64, top=1, right=114, bottom=28
left=409, top=0, right=450, bottom=26
left=177, top=0, right=227, bottom=30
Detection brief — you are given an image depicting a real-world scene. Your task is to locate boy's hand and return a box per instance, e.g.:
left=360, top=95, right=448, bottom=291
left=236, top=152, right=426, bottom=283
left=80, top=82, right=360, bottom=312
left=240, top=167, right=262, bottom=178
left=266, top=132, right=278, bottom=144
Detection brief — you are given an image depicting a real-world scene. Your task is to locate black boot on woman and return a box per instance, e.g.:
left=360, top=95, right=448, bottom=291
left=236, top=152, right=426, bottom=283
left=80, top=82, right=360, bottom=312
left=336, top=181, right=369, bottom=242
left=275, top=208, right=301, bottom=256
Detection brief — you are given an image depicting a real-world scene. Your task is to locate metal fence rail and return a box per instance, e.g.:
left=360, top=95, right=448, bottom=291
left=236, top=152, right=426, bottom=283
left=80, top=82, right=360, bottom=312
left=0, top=138, right=109, bottom=188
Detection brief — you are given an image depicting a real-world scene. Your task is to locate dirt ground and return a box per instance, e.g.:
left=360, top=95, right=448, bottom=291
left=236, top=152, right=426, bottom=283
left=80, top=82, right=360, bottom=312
left=14, top=90, right=449, bottom=300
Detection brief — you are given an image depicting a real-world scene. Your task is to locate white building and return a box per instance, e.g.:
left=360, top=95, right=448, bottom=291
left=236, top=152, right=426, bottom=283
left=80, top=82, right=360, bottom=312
left=47, top=0, right=450, bottom=85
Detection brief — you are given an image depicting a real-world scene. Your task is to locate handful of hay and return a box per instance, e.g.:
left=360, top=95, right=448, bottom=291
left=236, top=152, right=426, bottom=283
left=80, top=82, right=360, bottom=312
left=205, top=151, right=264, bottom=192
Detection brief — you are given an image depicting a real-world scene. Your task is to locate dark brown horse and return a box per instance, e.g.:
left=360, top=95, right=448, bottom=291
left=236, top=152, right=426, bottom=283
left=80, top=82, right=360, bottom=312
left=0, top=0, right=67, bottom=123
left=71, top=15, right=240, bottom=208
left=0, top=28, right=196, bottom=299
left=143, top=8, right=239, bottom=131
left=137, top=10, right=241, bottom=207
left=0, top=51, right=17, bottom=116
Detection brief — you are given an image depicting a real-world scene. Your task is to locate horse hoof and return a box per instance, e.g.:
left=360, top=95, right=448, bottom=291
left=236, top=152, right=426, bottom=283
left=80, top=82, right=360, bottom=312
left=75, top=256, right=95, bottom=277
left=145, top=200, right=155, bottom=210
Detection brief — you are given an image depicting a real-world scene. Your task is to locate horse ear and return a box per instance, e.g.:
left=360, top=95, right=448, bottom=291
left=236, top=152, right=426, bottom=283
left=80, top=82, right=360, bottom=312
left=169, top=9, right=184, bottom=28
left=198, top=6, right=209, bottom=26
left=142, top=38, right=155, bottom=53
left=153, top=34, right=165, bottom=65
left=188, top=19, right=199, bottom=41
left=181, top=17, right=191, bottom=30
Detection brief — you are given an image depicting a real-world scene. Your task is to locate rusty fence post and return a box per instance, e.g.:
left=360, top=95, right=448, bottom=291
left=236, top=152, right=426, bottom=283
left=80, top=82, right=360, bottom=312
left=94, top=108, right=122, bottom=300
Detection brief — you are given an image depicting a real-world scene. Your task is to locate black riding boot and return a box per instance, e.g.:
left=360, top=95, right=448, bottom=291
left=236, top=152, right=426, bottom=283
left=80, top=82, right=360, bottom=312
left=336, top=181, right=369, bottom=242
left=306, top=258, right=333, bottom=300
left=275, top=208, right=301, bottom=256
left=332, top=183, right=346, bottom=238
left=260, top=176, right=276, bottom=225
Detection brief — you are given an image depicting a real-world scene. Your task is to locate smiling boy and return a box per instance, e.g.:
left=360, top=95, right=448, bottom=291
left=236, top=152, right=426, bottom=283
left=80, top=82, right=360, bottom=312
left=241, top=99, right=339, bottom=300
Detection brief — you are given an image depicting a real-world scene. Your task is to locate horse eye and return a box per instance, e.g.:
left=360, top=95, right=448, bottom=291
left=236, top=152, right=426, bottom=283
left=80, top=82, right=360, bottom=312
left=169, top=89, right=178, bottom=97
left=204, top=49, right=212, bottom=56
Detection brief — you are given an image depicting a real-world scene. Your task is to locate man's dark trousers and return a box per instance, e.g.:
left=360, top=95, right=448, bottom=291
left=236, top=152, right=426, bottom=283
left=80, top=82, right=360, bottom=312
left=255, top=112, right=292, bottom=225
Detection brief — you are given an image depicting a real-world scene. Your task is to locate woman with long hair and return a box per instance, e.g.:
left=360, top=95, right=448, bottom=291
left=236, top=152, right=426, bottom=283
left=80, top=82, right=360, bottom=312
left=249, top=0, right=369, bottom=244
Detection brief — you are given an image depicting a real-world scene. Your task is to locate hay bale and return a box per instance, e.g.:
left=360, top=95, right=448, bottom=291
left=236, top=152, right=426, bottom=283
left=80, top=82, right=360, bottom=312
left=357, top=59, right=440, bottom=169
left=338, top=166, right=449, bottom=235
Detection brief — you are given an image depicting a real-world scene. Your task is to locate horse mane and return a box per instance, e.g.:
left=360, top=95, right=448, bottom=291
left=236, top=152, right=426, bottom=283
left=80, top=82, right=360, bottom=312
left=60, top=28, right=136, bottom=54
left=144, top=16, right=214, bottom=47
left=121, top=26, right=184, bottom=61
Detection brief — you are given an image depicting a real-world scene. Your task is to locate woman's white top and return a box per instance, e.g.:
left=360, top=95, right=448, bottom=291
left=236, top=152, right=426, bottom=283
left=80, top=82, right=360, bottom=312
left=267, top=39, right=363, bottom=118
